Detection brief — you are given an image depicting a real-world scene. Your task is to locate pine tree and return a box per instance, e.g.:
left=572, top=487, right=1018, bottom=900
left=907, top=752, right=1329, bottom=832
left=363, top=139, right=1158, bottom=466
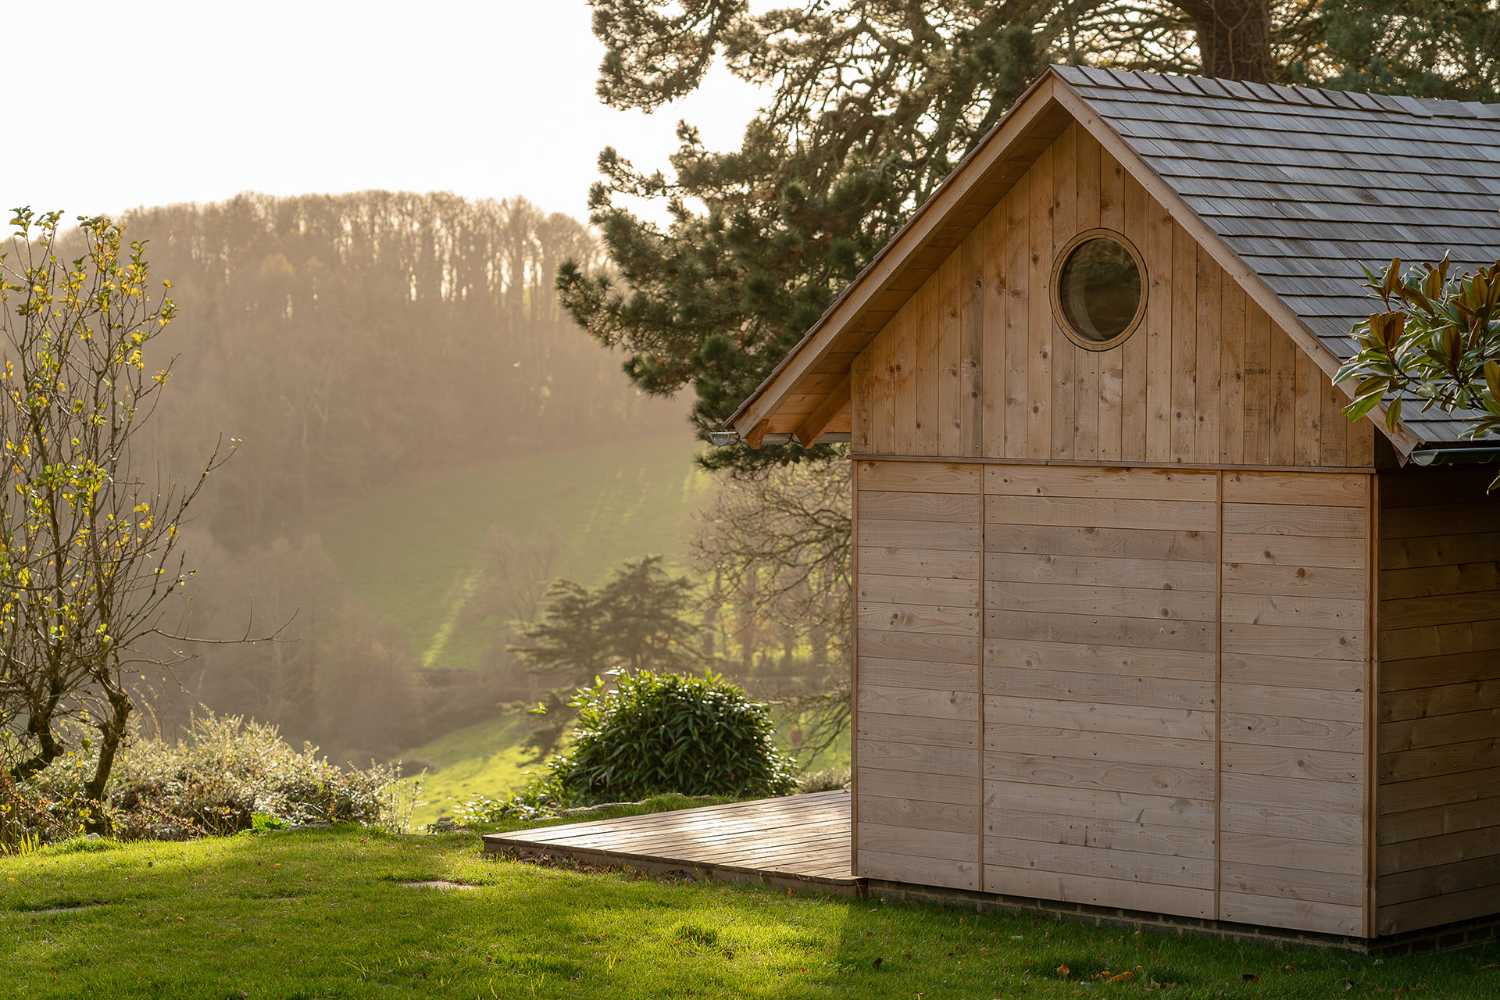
left=560, top=0, right=1500, bottom=471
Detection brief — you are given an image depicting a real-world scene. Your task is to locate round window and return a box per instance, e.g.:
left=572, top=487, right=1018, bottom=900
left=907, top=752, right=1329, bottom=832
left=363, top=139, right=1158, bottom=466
left=1051, top=230, right=1146, bottom=350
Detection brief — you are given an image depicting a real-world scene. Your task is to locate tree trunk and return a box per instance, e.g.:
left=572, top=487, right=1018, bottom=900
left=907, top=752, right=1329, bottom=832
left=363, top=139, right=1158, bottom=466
left=10, top=700, right=63, bottom=783
left=82, top=689, right=132, bottom=833
left=1175, top=0, right=1275, bottom=82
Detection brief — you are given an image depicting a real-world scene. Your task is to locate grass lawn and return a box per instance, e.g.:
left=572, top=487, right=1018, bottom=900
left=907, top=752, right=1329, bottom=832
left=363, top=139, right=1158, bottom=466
left=6, top=824, right=1500, bottom=999
left=395, top=709, right=542, bottom=827
left=316, top=430, right=710, bottom=670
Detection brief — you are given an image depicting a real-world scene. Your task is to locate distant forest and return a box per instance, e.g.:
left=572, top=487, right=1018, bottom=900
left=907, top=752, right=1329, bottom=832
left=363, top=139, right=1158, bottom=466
left=136, top=192, right=679, bottom=544
left=89, top=193, right=686, bottom=762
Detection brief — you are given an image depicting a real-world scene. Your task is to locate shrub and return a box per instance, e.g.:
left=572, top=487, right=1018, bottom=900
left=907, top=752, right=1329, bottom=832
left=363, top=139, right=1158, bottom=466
left=796, top=768, right=850, bottom=794
left=548, top=671, right=796, bottom=805
left=3, top=713, right=399, bottom=845
left=0, top=768, right=90, bottom=854
left=106, top=713, right=398, bottom=840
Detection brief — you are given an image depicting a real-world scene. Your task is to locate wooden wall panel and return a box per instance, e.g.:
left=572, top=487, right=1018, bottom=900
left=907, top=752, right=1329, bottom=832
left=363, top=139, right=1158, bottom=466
left=854, top=461, right=1384, bottom=936
left=981, top=465, right=1219, bottom=919
left=855, top=460, right=983, bottom=890
left=850, top=125, right=1375, bottom=469
left=1220, top=471, right=1371, bottom=937
left=1375, top=467, right=1500, bottom=936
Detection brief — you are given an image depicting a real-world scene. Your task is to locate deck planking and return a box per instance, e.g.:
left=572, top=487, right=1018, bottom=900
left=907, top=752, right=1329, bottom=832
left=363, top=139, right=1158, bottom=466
left=482, top=791, right=858, bottom=889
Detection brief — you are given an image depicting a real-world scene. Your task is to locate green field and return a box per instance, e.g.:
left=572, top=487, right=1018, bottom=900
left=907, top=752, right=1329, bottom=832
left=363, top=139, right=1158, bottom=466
left=316, top=430, right=711, bottom=670
left=397, top=709, right=544, bottom=826
left=8, top=824, right=1500, bottom=999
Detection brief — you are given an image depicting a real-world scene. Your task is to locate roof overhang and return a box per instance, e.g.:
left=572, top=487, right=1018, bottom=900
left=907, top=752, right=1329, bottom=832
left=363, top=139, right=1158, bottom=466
left=729, top=66, right=1418, bottom=456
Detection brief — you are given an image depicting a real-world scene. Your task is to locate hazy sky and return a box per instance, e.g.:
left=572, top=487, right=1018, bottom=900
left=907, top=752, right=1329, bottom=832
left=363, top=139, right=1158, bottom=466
left=3, top=1, right=766, bottom=222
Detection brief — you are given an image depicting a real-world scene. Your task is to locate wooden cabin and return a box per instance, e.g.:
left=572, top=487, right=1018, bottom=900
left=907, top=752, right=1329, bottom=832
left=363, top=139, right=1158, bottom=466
left=730, top=66, right=1500, bottom=942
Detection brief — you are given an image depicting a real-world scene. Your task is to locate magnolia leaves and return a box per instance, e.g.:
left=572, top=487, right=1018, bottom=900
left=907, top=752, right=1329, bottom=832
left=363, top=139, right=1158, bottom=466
left=1336, top=255, right=1500, bottom=440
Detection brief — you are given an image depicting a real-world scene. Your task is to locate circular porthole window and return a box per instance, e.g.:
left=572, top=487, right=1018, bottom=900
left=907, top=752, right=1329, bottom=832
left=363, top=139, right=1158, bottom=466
left=1051, top=229, right=1147, bottom=350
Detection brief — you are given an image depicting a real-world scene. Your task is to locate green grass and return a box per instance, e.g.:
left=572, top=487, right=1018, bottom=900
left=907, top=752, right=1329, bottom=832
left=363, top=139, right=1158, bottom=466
left=397, top=709, right=542, bottom=827
left=777, top=707, right=851, bottom=775
left=5, top=825, right=1500, bottom=998
left=316, top=431, right=711, bottom=670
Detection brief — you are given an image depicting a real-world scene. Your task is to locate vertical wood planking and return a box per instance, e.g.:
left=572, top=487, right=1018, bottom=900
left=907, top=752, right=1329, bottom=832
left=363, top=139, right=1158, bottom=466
left=1051, top=123, right=1077, bottom=461
left=1294, top=351, right=1322, bottom=467
left=1242, top=303, right=1270, bottom=465
left=1170, top=223, right=1199, bottom=462
left=1098, top=142, right=1126, bottom=461
left=942, top=246, right=964, bottom=457
left=1073, top=128, right=1102, bottom=462
left=849, top=121, right=1380, bottom=473
left=1266, top=313, right=1298, bottom=465
left=1219, top=278, right=1246, bottom=465
left=1027, top=146, right=1053, bottom=460
left=1120, top=175, right=1149, bottom=461
left=914, top=274, right=939, bottom=456
left=1320, top=378, right=1347, bottom=468
left=1003, top=181, right=1030, bottom=457
left=1145, top=195, right=1174, bottom=461
left=1195, top=249, right=1221, bottom=466
left=972, top=205, right=998, bottom=458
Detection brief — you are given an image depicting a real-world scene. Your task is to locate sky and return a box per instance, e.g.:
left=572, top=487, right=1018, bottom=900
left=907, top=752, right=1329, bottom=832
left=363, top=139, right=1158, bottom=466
left=2, top=1, right=767, bottom=222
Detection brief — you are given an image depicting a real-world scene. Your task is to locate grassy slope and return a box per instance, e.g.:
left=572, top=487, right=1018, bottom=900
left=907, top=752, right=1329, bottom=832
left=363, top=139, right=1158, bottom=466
left=316, top=430, right=711, bottom=670
left=6, top=827, right=1500, bottom=999
left=398, top=709, right=542, bottom=825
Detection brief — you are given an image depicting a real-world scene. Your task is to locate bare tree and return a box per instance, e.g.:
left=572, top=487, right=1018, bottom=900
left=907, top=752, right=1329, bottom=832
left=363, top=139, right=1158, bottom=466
left=0, top=210, right=229, bottom=813
left=694, top=460, right=852, bottom=759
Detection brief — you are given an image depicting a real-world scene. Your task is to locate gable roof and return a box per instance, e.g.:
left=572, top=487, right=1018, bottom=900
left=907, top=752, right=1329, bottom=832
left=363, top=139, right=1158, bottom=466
left=729, top=65, right=1500, bottom=455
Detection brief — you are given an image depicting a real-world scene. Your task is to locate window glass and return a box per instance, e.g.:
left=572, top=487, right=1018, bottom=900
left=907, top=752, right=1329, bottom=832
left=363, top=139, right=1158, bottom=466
left=1056, top=236, right=1143, bottom=345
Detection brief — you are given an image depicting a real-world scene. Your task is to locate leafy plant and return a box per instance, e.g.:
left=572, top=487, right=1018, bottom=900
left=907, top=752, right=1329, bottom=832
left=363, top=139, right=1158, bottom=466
left=1336, top=256, right=1500, bottom=485
left=549, top=670, right=796, bottom=805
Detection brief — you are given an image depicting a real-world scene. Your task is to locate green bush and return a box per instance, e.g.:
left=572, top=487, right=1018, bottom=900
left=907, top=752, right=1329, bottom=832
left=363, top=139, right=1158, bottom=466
left=2, top=713, right=398, bottom=845
left=548, top=671, right=796, bottom=805
left=108, top=714, right=398, bottom=840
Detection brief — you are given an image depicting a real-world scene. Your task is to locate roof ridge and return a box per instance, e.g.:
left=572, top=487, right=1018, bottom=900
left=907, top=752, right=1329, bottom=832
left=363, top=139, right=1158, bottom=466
left=1048, top=63, right=1500, bottom=121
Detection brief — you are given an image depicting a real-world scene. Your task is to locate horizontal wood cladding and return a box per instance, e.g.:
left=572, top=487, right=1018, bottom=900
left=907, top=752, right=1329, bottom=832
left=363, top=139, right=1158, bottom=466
left=855, top=460, right=983, bottom=890
left=854, top=461, right=1380, bottom=936
left=1218, top=471, right=1370, bottom=937
left=849, top=121, right=1374, bottom=470
left=982, top=464, right=1220, bottom=921
left=1375, top=467, right=1500, bottom=937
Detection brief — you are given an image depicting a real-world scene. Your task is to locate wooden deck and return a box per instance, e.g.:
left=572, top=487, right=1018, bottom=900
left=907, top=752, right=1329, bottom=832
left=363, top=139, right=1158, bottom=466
left=482, top=791, right=857, bottom=893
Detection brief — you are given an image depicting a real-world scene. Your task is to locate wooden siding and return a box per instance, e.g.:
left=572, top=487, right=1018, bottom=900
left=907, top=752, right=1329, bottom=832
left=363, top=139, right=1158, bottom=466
left=1219, top=472, right=1371, bottom=937
left=1375, top=467, right=1500, bottom=936
left=849, top=121, right=1374, bottom=469
left=983, top=465, right=1219, bottom=919
left=854, top=460, right=983, bottom=890
left=854, top=459, right=1378, bottom=934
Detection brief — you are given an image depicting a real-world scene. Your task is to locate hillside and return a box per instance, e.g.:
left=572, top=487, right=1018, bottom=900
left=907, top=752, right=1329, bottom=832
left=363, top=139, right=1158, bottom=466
left=316, top=430, right=710, bottom=671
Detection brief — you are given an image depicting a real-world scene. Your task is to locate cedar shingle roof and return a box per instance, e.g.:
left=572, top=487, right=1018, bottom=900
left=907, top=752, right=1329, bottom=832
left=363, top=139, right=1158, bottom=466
left=1055, top=65, right=1500, bottom=446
